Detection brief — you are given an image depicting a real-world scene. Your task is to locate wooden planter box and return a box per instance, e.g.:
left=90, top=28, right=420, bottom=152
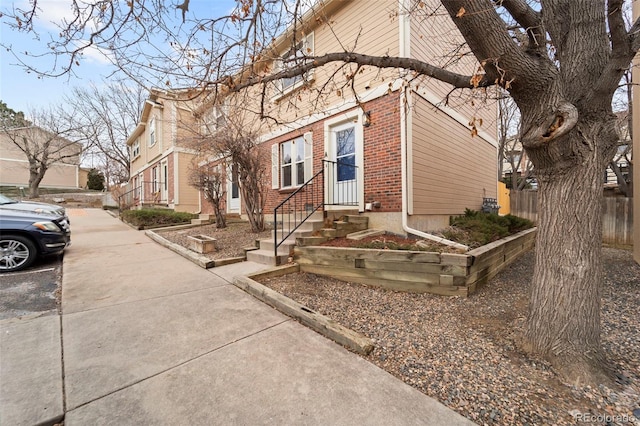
left=293, top=228, right=536, bottom=297
left=187, top=235, right=218, bottom=254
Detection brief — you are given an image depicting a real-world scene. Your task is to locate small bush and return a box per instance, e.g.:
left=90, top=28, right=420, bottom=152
left=443, top=210, right=534, bottom=247
left=121, top=209, right=197, bottom=228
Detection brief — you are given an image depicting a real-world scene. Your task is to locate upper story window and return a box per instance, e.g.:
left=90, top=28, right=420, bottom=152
left=149, top=117, right=156, bottom=147
left=271, top=132, right=313, bottom=190
left=274, top=32, right=314, bottom=98
left=201, top=104, right=227, bottom=136
left=131, top=138, right=140, bottom=159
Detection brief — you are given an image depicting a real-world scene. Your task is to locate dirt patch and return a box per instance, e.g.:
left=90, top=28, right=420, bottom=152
left=259, top=248, right=640, bottom=426
left=156, top=221, right=271, bottom=260
left=319, top=233, right=465, bottom=253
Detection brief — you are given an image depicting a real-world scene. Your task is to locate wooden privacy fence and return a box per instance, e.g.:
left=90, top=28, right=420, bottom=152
left=510, top=191, right=633, bottom=246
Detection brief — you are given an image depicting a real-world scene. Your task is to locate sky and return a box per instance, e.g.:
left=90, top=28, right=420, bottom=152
left=0, top=0, right=236, bottom=116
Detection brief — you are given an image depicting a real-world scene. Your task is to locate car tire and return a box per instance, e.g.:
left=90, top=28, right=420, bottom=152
left=0, top=234, right=37, bottom=272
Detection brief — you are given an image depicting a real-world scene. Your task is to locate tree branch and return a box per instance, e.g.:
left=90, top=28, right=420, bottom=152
left=608, top=0, right=629, bottom=57
left=221, top=52, right=492, bottom=94
left=499, top=0, right=545, bottom=54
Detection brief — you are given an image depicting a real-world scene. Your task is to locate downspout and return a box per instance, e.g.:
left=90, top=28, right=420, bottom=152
left=400, top=86, right=469, bottom=251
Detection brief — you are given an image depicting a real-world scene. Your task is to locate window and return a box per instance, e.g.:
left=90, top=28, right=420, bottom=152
left=131, top=139, right=140, bottom=158
left=272, top=132, right=313, bottom=189
left=149, top=117, right=156, bottom=147
left=335, top=127, right=356, bottom=182
left=201, top=104, right=227, bottom=135
left=274, top=33, right=314, bottom=97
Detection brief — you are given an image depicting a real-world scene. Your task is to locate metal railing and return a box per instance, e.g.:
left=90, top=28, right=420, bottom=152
left=323, top=159, right=358, bottom=207
left=272, top=159, right=358, bottom=264
left=117, top=181, right=168, bottom=211
left=273, top=168, right=324, bottom=263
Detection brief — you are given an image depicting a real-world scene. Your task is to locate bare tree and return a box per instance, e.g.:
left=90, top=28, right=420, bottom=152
left=188, top=162, right=227, bottom=228
left=1, top=106, right=85, bottom=198
left=3, top=0, right=639, bottom=385
left=497, top=95, right=535, bottom=190
left=192, top=105, right=268, bottom=233
left=64, top=81, right=146, bottom=187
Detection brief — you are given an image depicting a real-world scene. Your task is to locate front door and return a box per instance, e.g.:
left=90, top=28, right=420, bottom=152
left=227, top=163, right=240, bottom=213
left=161, top=161, right=168, bottom=203
left=329, top=121, right=358, bottom=206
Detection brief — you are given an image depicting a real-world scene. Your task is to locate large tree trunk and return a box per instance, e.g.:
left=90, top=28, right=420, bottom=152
left=524, top=124, right=613, bottom=386
left=28, top=162, right=46, bottom=198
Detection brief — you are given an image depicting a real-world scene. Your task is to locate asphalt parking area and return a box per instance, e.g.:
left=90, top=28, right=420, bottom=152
left=0, top=254, right=63, bottom=321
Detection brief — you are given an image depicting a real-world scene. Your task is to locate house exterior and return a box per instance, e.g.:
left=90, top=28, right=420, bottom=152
left=195, top=0, right=498, bottom=235
left=123, top=89, right=202, bottom=213
left=0, top=127, right=82, bottom=190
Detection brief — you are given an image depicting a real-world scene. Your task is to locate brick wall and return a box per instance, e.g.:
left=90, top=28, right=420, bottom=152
left=261, top=92, right=403, bottom=214
left=361, top=92, right=402, bottom=212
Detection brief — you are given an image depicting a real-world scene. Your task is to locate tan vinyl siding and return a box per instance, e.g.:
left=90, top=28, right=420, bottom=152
left=411, top=96, right=497, bottom=215
left=0, top=160, right=78, bottom=188
left=261, top=0, right=400, bottom=124
left=175, top=151, right=200, bottom=212
left=410, top=0, right=498, bottom=142
left=0, top=130, right=80, bottom=188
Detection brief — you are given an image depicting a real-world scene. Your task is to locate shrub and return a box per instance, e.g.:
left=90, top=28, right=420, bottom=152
left=87, top=168, right=105, bottom=191
left=121, top=209, right=197, bottom=228
left=443, top=210, right=533, bottom=247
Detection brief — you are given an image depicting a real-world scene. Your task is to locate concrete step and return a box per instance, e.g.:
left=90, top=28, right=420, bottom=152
left=321, top=228, right=338, bottom=238
left=246, top=249, right=289, bottom=266
left=258, top=238, right=295, bottom=253
left=191, top=218, right=213, bottom=225
left=346, top=215, right=369, bottom=225
left=346, top=229, right=384, bottom=240
left=296, top=236, right=329, bottom=246
left=272, top=222, right=324, bottom=240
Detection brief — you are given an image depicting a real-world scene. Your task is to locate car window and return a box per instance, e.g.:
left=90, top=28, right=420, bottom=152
left=0, top=194, right=17, bottom=204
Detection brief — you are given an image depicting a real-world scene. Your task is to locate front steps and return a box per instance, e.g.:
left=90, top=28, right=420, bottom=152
left=191, top=213, right=213, bottom=225
left=248, top=214, right=369, bottom=266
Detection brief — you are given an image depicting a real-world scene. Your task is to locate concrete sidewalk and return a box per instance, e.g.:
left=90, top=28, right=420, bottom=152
left=3, top=208, right=474, bottom=425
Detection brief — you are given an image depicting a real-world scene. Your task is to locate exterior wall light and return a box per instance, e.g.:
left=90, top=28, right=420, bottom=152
left=363, top=111, right=372, bottom=127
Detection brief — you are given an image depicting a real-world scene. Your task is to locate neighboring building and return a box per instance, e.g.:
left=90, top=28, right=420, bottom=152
left=0, top=126, right=82, bottom=190
left=196, top=0, right=498, bottom=234
left=123, top=89, right=202, bottom=213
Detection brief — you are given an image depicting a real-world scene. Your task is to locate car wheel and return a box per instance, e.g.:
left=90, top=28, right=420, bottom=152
left=0, top=235, right=37, bottom=272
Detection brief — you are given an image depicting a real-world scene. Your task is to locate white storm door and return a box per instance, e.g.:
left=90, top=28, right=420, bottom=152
left=329, top=122, right=358, bottom=206
left=228, top=163, right=240, bottom=213
left=161, top=160, right=168, bottom=203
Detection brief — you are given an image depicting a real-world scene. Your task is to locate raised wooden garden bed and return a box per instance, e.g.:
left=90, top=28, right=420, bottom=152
left=293, top=228, right=536, bottom=296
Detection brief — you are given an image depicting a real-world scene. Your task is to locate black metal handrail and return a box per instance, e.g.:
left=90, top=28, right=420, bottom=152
left=272, top=159, right=359, bottom=264
left=117, top=180, right=168, bottom=211
left=273, top=168, right=324, bottom=264
left=323, top=159, right=358, bottom=206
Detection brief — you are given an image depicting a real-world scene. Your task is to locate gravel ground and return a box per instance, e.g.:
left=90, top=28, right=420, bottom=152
left=260, top=247, right=640, bottom=426
left=156, top=222, right=272, bottom=260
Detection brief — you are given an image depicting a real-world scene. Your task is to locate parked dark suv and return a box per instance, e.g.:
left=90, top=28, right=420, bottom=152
left=0, top=209, right=71, bottom=272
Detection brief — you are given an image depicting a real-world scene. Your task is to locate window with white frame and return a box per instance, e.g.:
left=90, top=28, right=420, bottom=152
left=149, top=117, right=156, bottom=147
left=274, top=33, right=314, bottom=96
left=201, top=104, right=227, bottom=135
left=271, top=132, right=313, bottom=189
left=131, top=138, right=140, bottom=158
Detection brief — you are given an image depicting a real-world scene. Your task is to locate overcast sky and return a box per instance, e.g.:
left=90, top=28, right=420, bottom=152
left=0, top=0, right=234, bottom=116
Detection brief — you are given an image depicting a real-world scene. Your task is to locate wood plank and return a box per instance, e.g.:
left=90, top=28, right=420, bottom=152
left=234, top=275, right=374, bottom=355
left=295, top=247, right=442, bottom=263
left=361, top=260, right=467, bottom=276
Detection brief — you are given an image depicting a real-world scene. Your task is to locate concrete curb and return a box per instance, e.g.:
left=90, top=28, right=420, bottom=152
left=145, top=229, right=244, bottom=269
left=234, top=265, right=374, bottom=355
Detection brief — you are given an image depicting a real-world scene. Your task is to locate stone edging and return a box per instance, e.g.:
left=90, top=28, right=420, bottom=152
left=145, top=229, right=244, bottom=269
left=234, top=264, right=374, bottom=355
